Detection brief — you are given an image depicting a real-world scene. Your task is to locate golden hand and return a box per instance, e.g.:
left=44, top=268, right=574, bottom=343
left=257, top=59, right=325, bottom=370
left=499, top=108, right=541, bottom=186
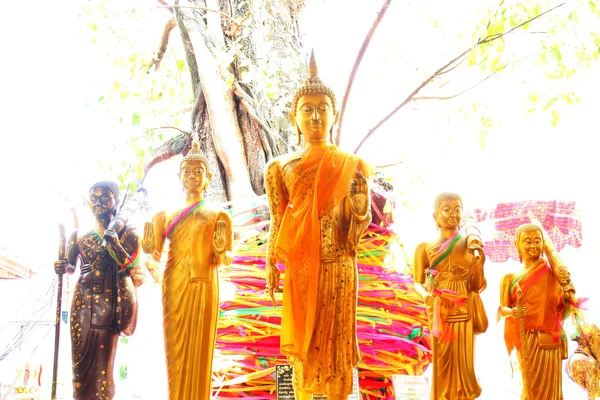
left=348, top=170, right=369, bottom=218
left=424, top=293, right=435, bottom=307
left=130, top=263, right=145, bottom=287
left=266, top=263, right=280, bottom=307
left=213, top=220, right=227, bottom=256
left=142, top=222, right=155, bottom=254
left=512, top=304, right=528, bottom=318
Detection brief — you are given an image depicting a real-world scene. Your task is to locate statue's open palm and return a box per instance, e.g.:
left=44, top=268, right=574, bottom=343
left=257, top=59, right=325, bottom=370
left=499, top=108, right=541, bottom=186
left=349, top=170, right=369, bottom=218
left=213, top=220, right=227, bottom=256
left=142, top=222, right=155, bottom=254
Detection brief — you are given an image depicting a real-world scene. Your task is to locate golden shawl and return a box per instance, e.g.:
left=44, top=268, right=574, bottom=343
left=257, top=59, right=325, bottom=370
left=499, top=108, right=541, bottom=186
left=275, top=144, right=369, bottom=357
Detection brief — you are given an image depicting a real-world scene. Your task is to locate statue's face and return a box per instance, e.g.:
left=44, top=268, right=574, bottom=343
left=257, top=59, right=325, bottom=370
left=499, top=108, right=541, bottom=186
left=517, top=229, right=543, bottom=263
left=89, top=187, right=116, bottom=217
left=293, top=93, right=336, bottom=142
left=180, top=160, right=208, bottom=194
left=435, top=199, right=462, bottom=229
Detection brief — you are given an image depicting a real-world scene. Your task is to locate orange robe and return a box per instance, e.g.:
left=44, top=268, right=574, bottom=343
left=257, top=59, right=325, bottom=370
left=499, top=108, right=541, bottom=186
left=504, top=258, right=567, bottom=400
left=266, top=144, right=371, bottom=397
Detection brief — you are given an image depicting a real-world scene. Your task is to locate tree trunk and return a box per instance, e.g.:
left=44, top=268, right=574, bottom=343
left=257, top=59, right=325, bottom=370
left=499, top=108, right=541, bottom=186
left=168, top=0, right=304, bottom=202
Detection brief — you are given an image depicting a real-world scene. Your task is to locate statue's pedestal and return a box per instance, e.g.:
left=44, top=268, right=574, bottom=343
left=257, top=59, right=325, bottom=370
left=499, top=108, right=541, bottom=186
left=276, top=365, right=359, bottom=400
left=391, top=375, right=429, bottom=400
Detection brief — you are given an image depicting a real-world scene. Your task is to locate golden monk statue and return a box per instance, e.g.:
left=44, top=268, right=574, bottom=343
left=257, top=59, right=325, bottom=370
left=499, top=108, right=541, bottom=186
left=567, top=324, right=600, bottom=399
left=54, top=181, right=142, bottom=400
left=413, top=192, right=488, bottom=400
left=142, top=133, right=233, bottom=400
left=498, top=220, right=576, bottom=400
left=264, top=51, right=372, bottom=400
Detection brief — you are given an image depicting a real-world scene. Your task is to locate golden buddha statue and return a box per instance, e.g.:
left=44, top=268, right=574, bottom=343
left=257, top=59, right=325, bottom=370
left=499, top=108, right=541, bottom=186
left=142, top=134, right=233, bottom=400
left=413, top=192, right=488, bottom=400
left=498, top=222, right=576, bottom=400
left=54, top=181, right=141, bottom=400
left=264, top=51, right=372, bottom=400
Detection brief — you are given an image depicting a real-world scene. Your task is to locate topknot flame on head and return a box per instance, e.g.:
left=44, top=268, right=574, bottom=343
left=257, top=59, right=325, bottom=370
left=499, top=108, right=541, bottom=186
left=291, top=49, right=337, bottom=112
left=308, top=48, right=319, bottom=77
left=181, top=131, right=209, bottom=169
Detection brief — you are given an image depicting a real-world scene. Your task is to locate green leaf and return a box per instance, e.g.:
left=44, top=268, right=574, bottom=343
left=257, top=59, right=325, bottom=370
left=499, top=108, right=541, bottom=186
left=98, top=95, right=105, bottom=103
left=550, top=109, right=560, bottom=126
left=549, top=46, right=562, bottom=61
left=176, top=59, right=185, bottom=71
left=132, top=113, right=140, bottom=126
left=528, top=93, right=540, bottom=103
left=487, top=20, right=505, bottom=36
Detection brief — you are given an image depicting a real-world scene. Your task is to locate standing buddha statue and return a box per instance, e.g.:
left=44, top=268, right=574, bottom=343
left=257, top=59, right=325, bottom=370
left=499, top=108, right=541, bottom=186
left=264, top=51, right=372, bottom=400
left=142, top=133, right=233, bottom=400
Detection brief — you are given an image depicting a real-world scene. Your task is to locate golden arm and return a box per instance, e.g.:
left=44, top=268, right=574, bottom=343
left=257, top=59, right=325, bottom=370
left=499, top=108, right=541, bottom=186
left=264, top=160, right=288, bottom=306
left=528, top=212, right=576, bottom=299
left=141, top=211, right=166, bottom=262
left=498, top=273, right=527, bottom=318
left=413, top=242, right=434, bottom=307
left=213, top=211, right=234, bottom=266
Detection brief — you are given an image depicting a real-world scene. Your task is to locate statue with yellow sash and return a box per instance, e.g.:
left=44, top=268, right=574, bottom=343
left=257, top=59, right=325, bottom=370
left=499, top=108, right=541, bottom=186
left=142, top=134, right=234, bottom=399
left=413, top=192, right=488, bottom=400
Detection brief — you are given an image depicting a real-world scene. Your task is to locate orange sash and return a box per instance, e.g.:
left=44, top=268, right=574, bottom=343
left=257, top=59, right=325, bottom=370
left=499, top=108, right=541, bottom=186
left=504, top=258, right=564, bottom=353
left=275, top=144, right=369, bottom=357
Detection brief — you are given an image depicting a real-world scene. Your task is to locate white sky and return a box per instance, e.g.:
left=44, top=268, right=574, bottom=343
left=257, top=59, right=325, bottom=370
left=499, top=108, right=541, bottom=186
left=1, top=0, right=599, bottom=273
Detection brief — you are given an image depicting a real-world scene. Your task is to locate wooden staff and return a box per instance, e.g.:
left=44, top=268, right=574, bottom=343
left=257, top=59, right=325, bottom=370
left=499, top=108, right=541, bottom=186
left=51, top=223, right=66, bottom=399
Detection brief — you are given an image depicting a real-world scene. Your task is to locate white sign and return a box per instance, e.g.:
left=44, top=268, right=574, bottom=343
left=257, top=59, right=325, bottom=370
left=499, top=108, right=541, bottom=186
left=391, top=375, right=429, bottom=400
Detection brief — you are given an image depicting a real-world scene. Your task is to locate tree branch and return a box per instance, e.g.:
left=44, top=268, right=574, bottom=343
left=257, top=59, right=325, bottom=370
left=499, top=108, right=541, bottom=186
left=155, top=0, right=174, bottom=14
left=412, top=70, right=499, bottom=101
left=157, top=4, right=242, bottom=32
left=353, top=2, right=565, bottom=154
left=149, top=17, right=177, bottom=72
left=353, top=47, right=471, bottom=154
left=149, top=126, right=192, bottom=135
left=173, top=0, right=200, bottom=93
left=335, top=0, right=392, bottom=146
left=376, top=159, right=404, bottom=169
left=478, top=2, right=564, bottom=45
left=234, top=81, right=276, bottom=159
left=142, top=131, right=190, bottom=179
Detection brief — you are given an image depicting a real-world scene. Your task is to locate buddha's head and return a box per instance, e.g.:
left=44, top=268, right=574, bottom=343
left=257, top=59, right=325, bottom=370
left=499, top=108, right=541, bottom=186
left=89, top=181, right=120, bottom=218
left=433, top=192, right=463, bottom=230
left=180, top=133, right=211, bottom=195
left=514, top=223, right=544, bottom=263
left=290, top=51, right=338, bottom=145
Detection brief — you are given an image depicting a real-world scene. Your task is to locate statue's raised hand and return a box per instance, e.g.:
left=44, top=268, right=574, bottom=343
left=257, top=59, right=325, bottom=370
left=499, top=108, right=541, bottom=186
left=213, top=220, right=227, bottom=257
left=348, top=170, right=369, bottom=218
left=142, top=222, right=155, bottom=254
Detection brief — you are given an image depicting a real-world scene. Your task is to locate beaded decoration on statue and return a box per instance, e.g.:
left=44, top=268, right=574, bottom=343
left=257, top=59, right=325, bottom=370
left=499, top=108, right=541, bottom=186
left=291, top=50, right=337, bottom=112
left=182, top=131, right=209, bottom=169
